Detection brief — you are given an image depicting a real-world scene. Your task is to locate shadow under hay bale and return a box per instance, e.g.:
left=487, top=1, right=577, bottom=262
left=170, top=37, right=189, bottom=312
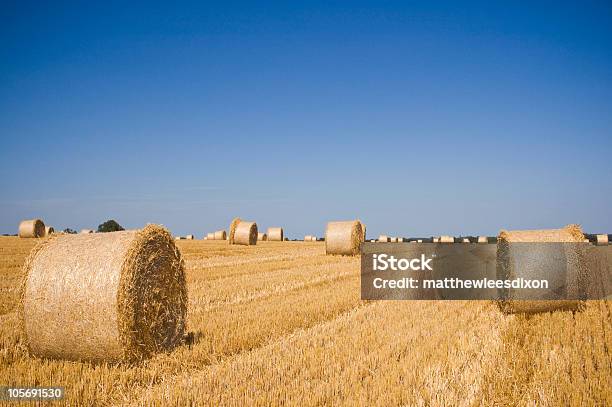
left=19, top=219, right=45, bottom=238
left=20, top=224, right=188, bottom=362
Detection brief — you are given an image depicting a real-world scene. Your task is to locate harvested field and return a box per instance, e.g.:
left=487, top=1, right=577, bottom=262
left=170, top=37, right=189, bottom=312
left=0, top=237, right=610, bottom=406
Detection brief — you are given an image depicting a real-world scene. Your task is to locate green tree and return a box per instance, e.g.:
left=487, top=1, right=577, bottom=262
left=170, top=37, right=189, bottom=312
left=97, top=220, right=125, bottom=233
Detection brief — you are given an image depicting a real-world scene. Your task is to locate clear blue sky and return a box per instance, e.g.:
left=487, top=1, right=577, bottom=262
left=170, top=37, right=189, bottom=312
left=1, top=1, right=611, bottom=238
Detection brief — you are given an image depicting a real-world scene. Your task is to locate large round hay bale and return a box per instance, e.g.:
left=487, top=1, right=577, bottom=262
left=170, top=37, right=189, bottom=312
left=497, top=225, right=585, bottom=314
left=44, top=226, right=54, bottom=237
left=258, top=233, right=268, bottom=241
left=233, top=221, right=257, bottom=245
left=20, top=225, right=187, bottom=362
left=206, top=232, right=215, bottom=240
left=214, top=230, right=227, bottom=240
left=596, top=234, right=609, bottom=246
left=267, top=227, right=284, bottom=241
left=228, top=218, right=241, bottom=244
left=18, top=219, right=45, bottom=238
left=325, top=220, right=363, bottom=256
left=439, top=235, right=454, bottom=243
left=378, top=235, right=389, bottom=242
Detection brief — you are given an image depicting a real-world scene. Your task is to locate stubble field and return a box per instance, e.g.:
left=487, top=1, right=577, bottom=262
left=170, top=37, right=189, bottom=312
left=0, top=236, right=610, bottom=406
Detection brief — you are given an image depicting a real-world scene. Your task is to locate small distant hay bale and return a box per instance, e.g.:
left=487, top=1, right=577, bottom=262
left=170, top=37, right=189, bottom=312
left=185, top=234, right=194, bottom=240
left=497, top=224, right=585, bottom=314
left=231, top=220, right=257, bottom=245
left=596, top=234, right=609, bottom=246
left=20, top=225, right=187, bottom=362
left=439, top=236, right=454, bottom=243
left=462, top=238, right=470, bottom=243
left=44, top=226, right=54, bottom=237
left=214, top=230, right=227, bottom=240
left=19, top=219, right=46, bottom=238
left=304, top=235, right=312, bottom=241
left=206, top=232, right=215, bottom=240
left=325, top=220, right=364, bottom=256
left=258, top=233, right=268, bottom=241
left=417, top=239, right=423, bottom=243
left=477, top=236, right=488, bottom=244
left=267, top=227, right=284, bottom=241
left=378, top=235, right=390, bottom=242
left=80, top=229, right=94, bottom=234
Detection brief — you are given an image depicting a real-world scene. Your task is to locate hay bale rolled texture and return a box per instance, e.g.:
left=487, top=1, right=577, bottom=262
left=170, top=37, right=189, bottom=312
left=44, top=226, right=54, bottom=236
left=325, top=220, right=364, bottom=256
left=185, top=234, right=194, bottom=240
left=214, top=230, right=227, bottom=240
left=228, top=218, right=241, bottom=244
left=233, top=221, right=257, bottom=245
left=497, top=225, right=585, bottom=314
left=258, top=233, right=267, bottom=241
left=19, top=219, right=45, bottom=238
left=20, top=225, right=187, bottom=362
left=439, top=235, right=454, bottom=244
left=304, top=235, right=312, bottom=241
left=378, top=235, right=390, bottom=242
left=358, top=221, right=366, bottom=241
left=206, top=232, right=215, bottom=240
left=267, top=227, right=284, bottom=242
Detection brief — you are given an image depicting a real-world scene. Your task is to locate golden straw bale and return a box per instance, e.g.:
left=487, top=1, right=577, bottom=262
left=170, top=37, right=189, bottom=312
left=19, top=219, right=45, bottom=238
left=20, top=225, right=187, bottom=361
left=232, top=221, right=257, bottom=245
left=497, top=224, right=585, bottom=314
left=325, top=220, right=363, bottom=256
left=267, top=227, right=284, bottom=241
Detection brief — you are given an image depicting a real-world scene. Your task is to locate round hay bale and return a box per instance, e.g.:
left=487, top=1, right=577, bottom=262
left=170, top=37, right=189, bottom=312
left=596, top=234, right=608, bottom=246
left=378, top=235, right=390, bottom=242
left=325, top=220, right=363, bottom=256
left=233, top=221, right=257, bottom=245
left=80, top=229, right=93, bottom=234
left=304, top=235, right=311, bottom=241
left=417, top=239, right=423, bottom=243
left=18, top=219, right=45, bottom=238
left=267, top=227, right=284, bottom=242
left=214, top=230, right=227, bottom=240
left=20, top=224, right=187, bottom=362
left=477, top=236, right=488, bottom=244
left=44, top=226, right=54, bottom=236
left=258, top=233, right=268, bottom=241
left=439, top=235, right=454, bottom=244
left=206, top=232, right=215, bottom=240
left=497, top=225, right=585, bottom=314
left=185, top=234, right=194, bottom=240
left=462, top=238, right=470, bottom=243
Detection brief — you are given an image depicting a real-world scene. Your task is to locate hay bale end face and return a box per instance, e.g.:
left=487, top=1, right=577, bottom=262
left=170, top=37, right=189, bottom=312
left=496, top=224, right=585, bottom=314
left=232, top=221, right=257, bottom=245
left=258, top=233, right=268, bottom=241
left=267, top=227, right=284, bottom=242
left=378, top=235, right=390, bottom=242
left=19, top=219, right=46, bottom=238
left=214, top=230, right=227, bottom=240
left=20, top=225, right=187, bottom=362
left=358, top=221, right=366, bottom=241
left=185, top=234, right=194, bottom=240
left=325, top=220, right=364, bottom=256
